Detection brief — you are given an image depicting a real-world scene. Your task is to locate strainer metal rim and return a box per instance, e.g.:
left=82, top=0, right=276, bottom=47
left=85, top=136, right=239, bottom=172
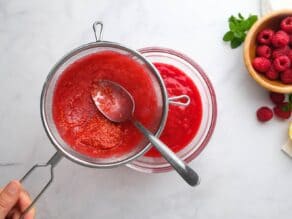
left=40, top=41, right=169, bottom=168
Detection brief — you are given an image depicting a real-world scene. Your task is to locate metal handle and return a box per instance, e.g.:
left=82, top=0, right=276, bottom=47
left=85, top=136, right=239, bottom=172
left=93, top=21, right=103, bottom=41
left=19, top=152, right=62, bottom=218
left=168, top=95, right=190, bottom=107
left=133, top=121, right=200, bottom=187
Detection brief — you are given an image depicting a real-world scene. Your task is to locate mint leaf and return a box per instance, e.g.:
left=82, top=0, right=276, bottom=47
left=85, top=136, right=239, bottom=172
left=234, top=31, right=245, bottom=39
left=223, top=13, right=258, bottom=49
left=223, top=31, right=234, bottom=41
left=282, top=102, right=292, bottom=112
left=246, top=15, right=258, bottom=29
left=240, top=32, right=247, bottom=41
left=228, top=15, right=237, bottom=24
left=229, top=21, right=237, bottom=32
left=231, top=38, right=243, bottom=48
left=240, top=19, right=251, bottom=31
left=282, top=104, right=290, bottom=112
left=289, top=94, right=292, bottom=103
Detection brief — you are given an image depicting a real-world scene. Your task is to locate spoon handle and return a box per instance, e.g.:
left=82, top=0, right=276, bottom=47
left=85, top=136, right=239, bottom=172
left=134, top=121, right=200, bottom=186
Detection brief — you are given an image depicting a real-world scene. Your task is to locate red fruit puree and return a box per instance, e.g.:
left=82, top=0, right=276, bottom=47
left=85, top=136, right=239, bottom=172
left=53, top=51, right=203, bottom=159
left=53, top=51, right=160, bottom=158
left=145, top=63, right=202, bottom=157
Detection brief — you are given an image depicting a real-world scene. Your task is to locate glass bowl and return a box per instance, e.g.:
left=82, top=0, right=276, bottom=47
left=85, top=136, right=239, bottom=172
left=126, top=47, right=217, bottom=173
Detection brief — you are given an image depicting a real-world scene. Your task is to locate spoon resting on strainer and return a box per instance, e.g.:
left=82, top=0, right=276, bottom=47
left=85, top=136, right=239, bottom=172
left=91, top=80, right=200, bottom=186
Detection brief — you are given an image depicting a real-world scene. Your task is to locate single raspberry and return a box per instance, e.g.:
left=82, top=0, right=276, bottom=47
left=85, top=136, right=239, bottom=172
left=273, top=55, right=291, bottom=72
left=256, top=107, right=273, bottom=122
left=272, top=46, right=289, bottom=58
left=270, top=92, right=285, bottom=104
left=252, top=57, right=271, bottom=73
left=272, top=30, right=289, bottom=48
left=256, top=45, right=271, bottom=58
left=280, top=16, right=292, bottom=34
left=265, top=66, right=279, bottom=80
left=280, top=69, right=292, bottom=84
left=274, top=102, right=291, bottom=119
left=257, top=29, right=274, bottom=45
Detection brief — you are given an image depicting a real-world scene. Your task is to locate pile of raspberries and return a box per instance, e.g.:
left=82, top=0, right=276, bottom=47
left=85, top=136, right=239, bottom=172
left=252, top=16, right=292, bottom=84
left=257, top=92, right=290, bottom=122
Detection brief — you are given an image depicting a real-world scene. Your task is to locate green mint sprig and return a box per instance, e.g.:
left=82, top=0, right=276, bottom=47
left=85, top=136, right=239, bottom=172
left=282, top=94, right=292, bottom=112
left=223, top=13, right=258, bottom=48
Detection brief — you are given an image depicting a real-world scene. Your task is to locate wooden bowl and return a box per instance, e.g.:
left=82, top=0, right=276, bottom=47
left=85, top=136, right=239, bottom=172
left=244, top=10, right=292, bottom=94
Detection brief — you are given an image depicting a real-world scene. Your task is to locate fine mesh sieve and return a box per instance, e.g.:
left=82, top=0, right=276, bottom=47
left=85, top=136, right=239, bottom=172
left=42, top=28, right=168, bottom=167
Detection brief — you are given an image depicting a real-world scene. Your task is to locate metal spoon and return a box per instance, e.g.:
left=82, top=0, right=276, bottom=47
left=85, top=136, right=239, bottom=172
left=91, top=80, right=200, bottom=186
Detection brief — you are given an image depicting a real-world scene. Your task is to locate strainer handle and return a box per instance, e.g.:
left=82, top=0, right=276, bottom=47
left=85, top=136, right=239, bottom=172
left=168, top=95, right=190, bottom=107
left=19, top=152, right=62, bottom=218
left=93, top=21, right=103, bottom=41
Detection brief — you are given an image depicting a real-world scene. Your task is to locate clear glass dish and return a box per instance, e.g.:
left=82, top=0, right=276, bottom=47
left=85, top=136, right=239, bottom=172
left=126, top=47, right=217, bottom=173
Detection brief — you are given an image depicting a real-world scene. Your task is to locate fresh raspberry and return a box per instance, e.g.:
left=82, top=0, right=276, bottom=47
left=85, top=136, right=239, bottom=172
left=280, top=16, right=292, bottom=34
left=288, top=50, right=292, bottom=63
left=252, top=57, right=271, bottom=73
left=265, top=66, right=279, bottom=80
left=270, top=92, right=285, bottom=104
left=272, top=30, right=289, bottom=48
left=257, top=29, right=274, bottom=45
left=256, top=45, right=271, bottom=58
left=274, top=102, right=291, bottom=119
left=290, top=34, right=292, bottom=46
left=273, top=55, right=291, bottom=71
left=272, top=46, right=289, bottom=58
left=280, top=69, right=292, bottom=84
left=256, top=107, right=273, bottom=122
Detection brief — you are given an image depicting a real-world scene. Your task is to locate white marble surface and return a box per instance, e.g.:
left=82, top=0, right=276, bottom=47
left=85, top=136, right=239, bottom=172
left=0, top=0, right=292, bottom=218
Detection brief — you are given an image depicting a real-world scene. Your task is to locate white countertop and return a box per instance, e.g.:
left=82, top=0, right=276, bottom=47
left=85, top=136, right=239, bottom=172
left=0, top=0, right=291, bottom=218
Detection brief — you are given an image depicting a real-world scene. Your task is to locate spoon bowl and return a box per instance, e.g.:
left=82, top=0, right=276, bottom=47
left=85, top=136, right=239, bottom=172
left=91, top=80, right=135, bottom=123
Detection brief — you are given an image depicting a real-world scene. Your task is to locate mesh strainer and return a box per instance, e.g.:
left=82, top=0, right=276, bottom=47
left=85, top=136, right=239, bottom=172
left=19, top=22, right=191, bottom=217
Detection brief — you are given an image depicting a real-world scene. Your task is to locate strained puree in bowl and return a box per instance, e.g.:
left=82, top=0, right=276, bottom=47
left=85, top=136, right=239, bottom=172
left=145, top=63, right=203, bottom=157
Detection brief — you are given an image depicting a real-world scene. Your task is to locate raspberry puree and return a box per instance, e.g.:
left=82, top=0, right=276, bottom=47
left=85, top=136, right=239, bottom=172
left=53, top=51, right=160, bottom=158
left=145, top=63, right=203, bottom=157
